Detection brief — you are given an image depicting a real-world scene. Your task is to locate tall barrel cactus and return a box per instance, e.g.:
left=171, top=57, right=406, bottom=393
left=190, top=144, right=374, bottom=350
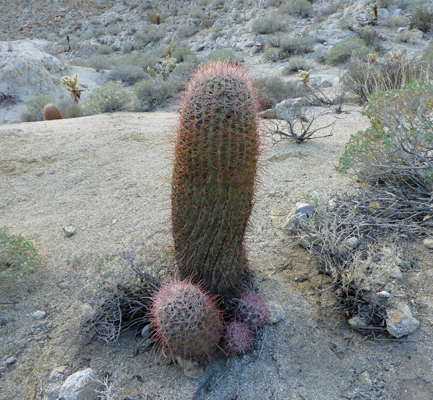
left=172, top=62, right=260, bottom=294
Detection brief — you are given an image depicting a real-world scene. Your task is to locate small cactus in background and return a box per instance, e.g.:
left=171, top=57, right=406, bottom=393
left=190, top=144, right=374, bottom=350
left=224, top=321, right=253, bottom=355
left=171, top=61, right=260, bottom=295
left=236, top=292, right=269, bottom=330
left=43, top=103, right=62, bottom=120
left=61, top=74, right=86, bottom=102
left=149, top=279, right=224, bottom=361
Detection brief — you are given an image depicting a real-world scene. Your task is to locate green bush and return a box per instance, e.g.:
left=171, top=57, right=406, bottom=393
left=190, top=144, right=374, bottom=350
left=265, top=34, right=315, bottom=61
left=84, top=81, right=134, bottom=114
left=134, top=26, right=165, bottom=48
left=134, top=78, right=177, bottom=111
left=338, top=15, right=355, bottom=30
left=95, top=29, right=105, bottom=37
left=21, top=96, right=52, bottom=122
left=108, top=64, right=149, bottom=85
left=337, top=81, right=433, bottom=190
left=263, top=47, right=281, bottom=62
left=278, top=0, right=313, bottom=18
left=325, top=37, right=372, bottom=65
left=177, top=24, right=200, bottom=38
left=99, top=45, right=112, bottom=55
left=252, top=13, right=288, bottom=34
left=171, top=46, right=196, bottom=63
left=59, top=97, right=84, bottom=119
left=0, top=226, right=38, bottom=280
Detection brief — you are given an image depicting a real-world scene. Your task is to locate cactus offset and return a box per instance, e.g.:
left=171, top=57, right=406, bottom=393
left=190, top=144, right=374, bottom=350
left=149, top=279, right=224, bottom=361
left=172, top=61, right=260, bottom=295
left=43, top=103, right=62, bottom=120
left=224, top=321, right=252, bottom=355
left=236, top=292, right=268, bottom=329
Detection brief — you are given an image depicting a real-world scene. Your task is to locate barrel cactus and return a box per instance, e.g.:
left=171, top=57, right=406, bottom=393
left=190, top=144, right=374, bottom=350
left=224, top=321, right=253, bottom=355
left=236, top=292, right=269, bottom=330
left=43, top=103, right=62, bottom=121
left=171, top=61, right=260, bottom=295
left=149, top=279, right=224, bottom=361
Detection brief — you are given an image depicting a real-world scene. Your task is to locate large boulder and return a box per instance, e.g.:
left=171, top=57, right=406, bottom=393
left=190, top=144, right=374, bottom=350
left=0, top=39, right=69, bottom=100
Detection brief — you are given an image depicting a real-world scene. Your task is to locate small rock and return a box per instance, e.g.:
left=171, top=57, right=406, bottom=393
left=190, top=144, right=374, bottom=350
left=267, top=301, right=284, bottom=324
left=386, top=302, right=419, bottom=338
left=257, top=108, right=276, bottom=119
left=176, top=356, right=203, bottom=379
left=5, top=357, right=16, bottom=366
left=63, top=226, right=75, bottom=237
left=33, top=310, right=46, bottom=320
left=49, top=366, right=71, bottom=383
left=295, top=202, right=314, bottom=216
left=355, top=371, right=373, bottom=389
left=295, top=273, right=308, bottom=283
left=348, top=316, right=368, bottom=329
left=422, top=237, right=433, bottom=250
left=397, top=27, right=408, bottom=33
left=389, top=265, right=403, bottom=280
left=58, top=368, right=101, bottom=400
left=378, top=291, right=390, bottom=299
left=345, top=237, right=359, bottom=249
left=141, top=324, right=151, bottom=338
left=112, top=219, right=117, bottom=224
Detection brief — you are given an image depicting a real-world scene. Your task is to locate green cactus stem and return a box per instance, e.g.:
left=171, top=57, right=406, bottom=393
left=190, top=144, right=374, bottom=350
left=171, top=61, right=261, bottom=295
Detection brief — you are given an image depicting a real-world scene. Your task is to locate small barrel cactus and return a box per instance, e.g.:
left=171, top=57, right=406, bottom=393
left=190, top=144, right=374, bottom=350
left=236, top=292, right=268, bottom=329
left=224, top=321, right=252, bottom=355
left=43, top=103, right=62, bottom=121
left=149, top=279, right=224, bottom=361
left=171, top=61, right=260, bottom=295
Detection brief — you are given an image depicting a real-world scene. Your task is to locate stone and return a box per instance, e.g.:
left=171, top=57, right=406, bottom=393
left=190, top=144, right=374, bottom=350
left=45, top=366, right=71, bottom=400
left=386, top=302, right=419, bottom=338
left=176, top=356, right=204, bottom=379
left=345, top=237, right=360, bottom=250
left=267, top=301, right=284, bottom=324
left=257, top=108, right=276, bottom=119
left=348, top=316, right=368, bottom=329
left=295, top=202, right=314, bottom=217
left=378, top=291, right=390, bottom=299
left=389, top=265, right=403, bottom=280
left=58, top=368, right=101, bottom=400
left=64, top=226, right=75, bottom=237
left=5, top=357, right=16, bottom=366
left=355, top=371, right=373, bottom=389
left=33, top=310, right=46, bottom=320
left=275, top=98, right=306, bottom=120
left=377, top=8, right=390, bottom=24
left=141, top=324, right=151, bottom=338
left=422, top=237, right=433, bottom=250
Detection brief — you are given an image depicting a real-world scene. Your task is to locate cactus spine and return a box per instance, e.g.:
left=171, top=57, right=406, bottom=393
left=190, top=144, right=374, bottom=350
left=172, top=62, right=260, bottom=294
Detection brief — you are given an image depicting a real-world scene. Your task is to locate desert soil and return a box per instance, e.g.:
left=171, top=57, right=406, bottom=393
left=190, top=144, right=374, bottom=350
left=1, top=110, right=433, bottom=400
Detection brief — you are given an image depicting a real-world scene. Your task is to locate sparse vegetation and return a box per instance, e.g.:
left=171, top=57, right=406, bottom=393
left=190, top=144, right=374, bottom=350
left=278, top=0, right=313, bottom=18
left=325, top=36, right=373, bottom=65
left=254, top=76, right=309, bottom=107
left=21, top=96, right=52, bottom=122
left=0, top=226, right=38, bottom=280
left=252, top=13, right=288, bottom=34
left=134, top=78, right=176, bottom=111
left=266, top=34, right=316, bottom=61
left=84, top=81, right=134, bottom=114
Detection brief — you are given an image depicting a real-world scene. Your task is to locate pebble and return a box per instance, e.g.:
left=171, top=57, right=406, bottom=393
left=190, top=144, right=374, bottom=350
left=267, top=301, right=284, bottom=324
left=345, top=237, right=360, bottom=249
left=33, top=310, right=46, bottom=320
left=5, top=357, right=16, bottom=366
left=378, top=291, right=390, bottom=298
left=422, top=237, right=433, bottom=250
left=386, top=302, right=419, bottom=338
left=63, top=226, right=75, bottom=237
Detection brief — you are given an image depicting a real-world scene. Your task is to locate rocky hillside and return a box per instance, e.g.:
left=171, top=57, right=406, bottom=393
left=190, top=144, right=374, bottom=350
left=0, top=0, right=432, bottom=124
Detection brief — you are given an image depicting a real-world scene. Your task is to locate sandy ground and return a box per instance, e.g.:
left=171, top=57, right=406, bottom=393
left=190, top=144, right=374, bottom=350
left=1, top=110, right=433, bottom=400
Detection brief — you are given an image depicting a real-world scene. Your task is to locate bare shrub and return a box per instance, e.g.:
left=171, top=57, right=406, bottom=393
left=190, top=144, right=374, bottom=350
left=254, top=76, right=309, bottom=107
left=252, top=13, right=288, bottom=34
left=282, top=57, right=312, bottom=75
left=278, top=0, right=314, bottom=18
left=342, top=51, right=430, bottom=102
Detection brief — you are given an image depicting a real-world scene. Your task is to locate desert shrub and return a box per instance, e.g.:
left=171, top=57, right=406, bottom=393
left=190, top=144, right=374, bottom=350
left=278, top=0, right=313, bottom=18
left=252, top=13, right=287, bottom=34
left=0, top=226, right=38, bottom=280
left=342, top=51, right=429, bottom=102
left=386, top=14, right=408, bottom=27
left=177, top=24, right=200, bottom=38
left=134, top=26, right=165, bottom=48
left=325, top=37, right=372, bottom=65
left=95, top=29, right=105, bottom=37
left=81, top=30, right=95, bottom=40
left=171, top=46, right=196, bottom=63
left=99, top=45, right=112, bottom=55
left=254, top=76, right=308, bottom=106
left=337, top=81, right=433, bottom=190
left=84, top=81, right=134, bottom=114
left=170, top=62, right=196, bottom=85
left=263, top=47, right=281, bottom=62
left=338, top=15, right=355, bottom=30
left=410, top=7, right=433, bottom=33
left=122, top=43, right=134, bottom=54
left=356, top=27, right=384, bottom=52
left=108, top=63, right=149, bottom=85
left=116, top=53, right=159, bottom=72
left=107, top=25, right=121, bottom=36
left=58, top=96, right=83, bottom=118
left=134, top=78, right=176, bottom=111
left=267, top=0, right=285, bottom=6
left=282, top=57, right=312, bottom=74
left=146, top=9, right=166, bottom=24
left=21, top=96, right=52, bottom=122
left=395, top=30, right=417, bottom=43
left=265, top=34, right=315, bottom=61
left=203, top=47, right=241, bottom=64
